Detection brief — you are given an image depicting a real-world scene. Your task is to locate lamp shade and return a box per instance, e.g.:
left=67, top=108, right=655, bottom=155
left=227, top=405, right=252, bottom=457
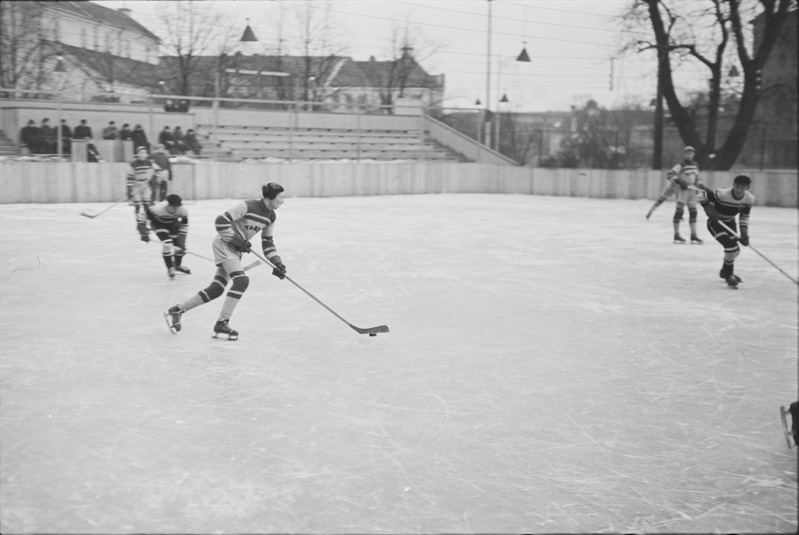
left=240, top=23, right=257, bottom=42
left=500, top=93, right=509, bottom=103
left=54, top=55, right=67, bottom=73
left=475, top=98, right=481, bottom=105
left=516, top=47, right=531, bottom=62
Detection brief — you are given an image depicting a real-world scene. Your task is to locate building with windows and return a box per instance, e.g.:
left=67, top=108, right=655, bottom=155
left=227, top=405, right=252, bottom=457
left=1, top=1, right=161, bottom=102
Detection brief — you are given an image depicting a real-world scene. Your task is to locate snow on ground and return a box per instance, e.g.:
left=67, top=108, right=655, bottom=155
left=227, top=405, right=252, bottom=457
left=1, top=193, right=797, bottom=533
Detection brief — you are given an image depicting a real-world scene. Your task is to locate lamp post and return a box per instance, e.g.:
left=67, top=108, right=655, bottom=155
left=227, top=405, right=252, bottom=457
left=497, top=93, right=509, bottom=155
left=54, top=54, right=67, bottom=159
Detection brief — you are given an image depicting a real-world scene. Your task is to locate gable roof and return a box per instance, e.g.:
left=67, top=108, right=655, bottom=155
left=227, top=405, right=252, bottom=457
left=50, top=1, right=160, bottom=42
left=61, top=42, right=162, bottom=88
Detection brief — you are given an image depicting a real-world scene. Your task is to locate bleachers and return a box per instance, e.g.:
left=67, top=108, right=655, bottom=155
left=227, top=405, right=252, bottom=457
left=196, top=125, right=462, bottom=162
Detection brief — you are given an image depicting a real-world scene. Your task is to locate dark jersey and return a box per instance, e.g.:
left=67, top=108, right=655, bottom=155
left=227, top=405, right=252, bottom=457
left=146, top=200, right=188, bottom=230
left=698, top=187, right=754, bottom=230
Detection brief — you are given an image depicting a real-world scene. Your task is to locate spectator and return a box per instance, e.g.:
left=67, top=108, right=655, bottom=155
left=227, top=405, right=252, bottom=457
left=164, top=99, right=176, bottom=112
left=120, top=123, right=133, bottom=141
left=87, top=142, right=104, bottom=163
left=102, top=121, right=119, bottom=140
left=40, top=118, right=57, bottom=153
left=184, top=128, right=202, bottom=156
left=58, top=119, right=73, bottom=155
left=20, top=120, right=42, bottom=154
left=158, top=126, right=177, bottom=155
left=173, top=126, right=186, bottom=155
left=178, top=99, right=189, bottom=113
left=74, top=119, right=93, bottom=140
left=131, top=124, right=149, bottom=153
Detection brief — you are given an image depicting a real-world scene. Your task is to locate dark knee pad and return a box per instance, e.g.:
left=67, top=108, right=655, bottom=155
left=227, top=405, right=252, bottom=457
left=673, top=207, right=684, bottom=224
left=200, top=275, right=228, bottom=303
left=230, top=273, right=250, bottom=293
left=688, top=208, right=697, bottom=223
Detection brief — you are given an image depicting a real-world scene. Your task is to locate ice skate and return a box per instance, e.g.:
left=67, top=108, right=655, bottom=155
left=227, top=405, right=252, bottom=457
left=673, top=234, right=686, bottom=244
left=213, top=318, right=238, bottom=341
left=725, top=274, right=742, bottom=289
left=168, top=267, right=176, bottom=279
left=164, top=305, right=183, bottom=334
left=174, top=265, right=191, bottom=274
left=690, top=235, right=703, bottom=244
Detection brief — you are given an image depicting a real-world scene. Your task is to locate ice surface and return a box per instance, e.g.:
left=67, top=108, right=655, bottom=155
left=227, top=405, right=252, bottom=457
left=1, top=193, right=797, bottom=533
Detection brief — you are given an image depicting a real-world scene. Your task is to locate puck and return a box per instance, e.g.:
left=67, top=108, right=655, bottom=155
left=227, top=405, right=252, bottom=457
left=369, top=333, right=377, bottom=337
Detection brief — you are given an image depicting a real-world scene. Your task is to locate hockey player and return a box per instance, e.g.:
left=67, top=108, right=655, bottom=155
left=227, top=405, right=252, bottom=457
left=698, top=174, right=755, bottom=288
left=164, top=183, right=287, bottom=340
left=646, top=147, right=704, bottom=246
left=127, top=146, right=161, bottom=242
left=146, top=194, right=190, bottom=279
left=149, top=143, right=172, bottom=203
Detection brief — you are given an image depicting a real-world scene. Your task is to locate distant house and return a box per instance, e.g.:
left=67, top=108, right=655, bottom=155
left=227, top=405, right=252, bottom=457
left=159, top=50, right=445, bottom=113
left=1, top=1, right=161, bottom=102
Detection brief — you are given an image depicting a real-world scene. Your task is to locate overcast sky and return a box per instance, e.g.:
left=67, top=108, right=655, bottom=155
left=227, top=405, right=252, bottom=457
left=96, top=0, right=679, bottom=112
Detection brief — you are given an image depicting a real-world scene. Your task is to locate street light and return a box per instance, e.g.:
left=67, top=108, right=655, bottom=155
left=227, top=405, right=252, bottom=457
left=516, top=43, right=531, bottom=63
left=240, top=18, right=257, bottom=42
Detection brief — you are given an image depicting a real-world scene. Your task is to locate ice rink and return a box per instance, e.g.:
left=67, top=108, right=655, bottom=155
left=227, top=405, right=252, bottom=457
left=1, top=192, right=797, bottom=533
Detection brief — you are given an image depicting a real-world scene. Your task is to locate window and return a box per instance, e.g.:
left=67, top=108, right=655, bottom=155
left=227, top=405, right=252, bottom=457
left=94, top=27, right=99, bottom=50
left=81, top=28, right=87, bottom=48
left=53, top=19, right=60, bottom=41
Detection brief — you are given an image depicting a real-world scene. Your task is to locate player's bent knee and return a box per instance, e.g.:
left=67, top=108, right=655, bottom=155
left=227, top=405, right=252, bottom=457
left=688, top=208, right=697, bottom=223
left=673, top=208, right=684, bottom=223
left=230, top=273, right=250, bottom=293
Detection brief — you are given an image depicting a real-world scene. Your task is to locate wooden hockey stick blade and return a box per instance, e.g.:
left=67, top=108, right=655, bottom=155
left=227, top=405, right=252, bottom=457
left=350, top=323, right=390, bottom=335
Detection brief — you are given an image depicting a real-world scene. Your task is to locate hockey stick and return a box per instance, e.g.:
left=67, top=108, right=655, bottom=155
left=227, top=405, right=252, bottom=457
left=231, top=229, right=388, bottom=335
left=252, top=248, right=389, bottom=335
left=147, top=239, right=260, bottom=271
left=80, top=183, right=151, bottom=219
left=716, top=220, right=799, bottom=285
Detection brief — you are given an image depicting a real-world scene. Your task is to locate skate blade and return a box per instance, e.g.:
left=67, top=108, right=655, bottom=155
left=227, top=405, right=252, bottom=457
left=780, top=406, right=793, bottom=449
left=163, top=312, right=179, bottom=335
left=212, top=333, right=238, bottom=341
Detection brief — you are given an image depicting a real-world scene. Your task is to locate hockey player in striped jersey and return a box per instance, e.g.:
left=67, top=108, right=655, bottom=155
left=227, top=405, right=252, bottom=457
left=698, top=174, right=755, bottom=288
left=646, top=146, right=704, bottom=244
left=146, top=194, right=190, bottom=279
left=127, top=146, right=161, bottom=242
left=164, top=183, right=287, bottom=340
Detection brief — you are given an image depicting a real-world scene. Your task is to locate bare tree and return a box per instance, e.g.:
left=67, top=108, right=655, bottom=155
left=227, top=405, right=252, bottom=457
left=0, top=2, right=56, bottom=92
left=155, top=0, right=239, bottom=96
left=290, top=0, right=350, bottom=105
left=621, top=0, right=795, bottom=170
left=362, top=20, right=443, bottom=112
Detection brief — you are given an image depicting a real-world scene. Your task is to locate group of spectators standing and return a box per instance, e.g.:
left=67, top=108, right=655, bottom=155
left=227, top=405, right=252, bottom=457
left=20, top=118, right=202, bottom=158
left=19, top=118, right=85, bottom=155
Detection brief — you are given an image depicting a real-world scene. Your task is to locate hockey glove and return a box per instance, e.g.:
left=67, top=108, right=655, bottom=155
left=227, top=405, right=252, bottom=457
left=271, top=260, right=287, bottom=280
left=739, top=231, right=749, bottom=246
left=140, top=233, right=150, bottom=243
left=230, top=235, right=252, bottom=253
left=702, top=204, right=721, bottom=222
